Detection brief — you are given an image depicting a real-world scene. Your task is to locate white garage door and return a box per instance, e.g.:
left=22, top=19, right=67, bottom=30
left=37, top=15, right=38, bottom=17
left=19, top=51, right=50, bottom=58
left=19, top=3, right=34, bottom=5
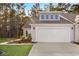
left=36, top=27, right=71, bottom=42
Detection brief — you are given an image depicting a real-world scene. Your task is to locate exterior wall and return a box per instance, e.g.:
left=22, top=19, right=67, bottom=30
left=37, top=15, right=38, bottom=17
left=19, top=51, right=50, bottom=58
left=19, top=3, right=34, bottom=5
left=70, top=25, right=75, bottom=42
left=27, top=28, right=31, bottom=34
left=75, top=24, right=79, bottom=42
left=23, top=28, right=27, bottom=38
left=31, top=24, right=74, bottom=42
left=31, top=25, right=36, bottom=42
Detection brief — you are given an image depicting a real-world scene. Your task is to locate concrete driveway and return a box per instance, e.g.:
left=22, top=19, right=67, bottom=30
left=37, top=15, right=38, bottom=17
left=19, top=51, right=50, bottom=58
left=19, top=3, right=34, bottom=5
left=29, top=43, right=79, bottom=56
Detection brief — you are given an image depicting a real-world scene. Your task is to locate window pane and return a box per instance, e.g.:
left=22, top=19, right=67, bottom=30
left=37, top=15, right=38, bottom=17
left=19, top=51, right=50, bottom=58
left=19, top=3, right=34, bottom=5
left=41, top=15, right=44, bottom=19
left=46, top=15, right=49, bottom=19
left=51, top=15, right=53, bottom=19
left=55, top=15, right=58, bottom=19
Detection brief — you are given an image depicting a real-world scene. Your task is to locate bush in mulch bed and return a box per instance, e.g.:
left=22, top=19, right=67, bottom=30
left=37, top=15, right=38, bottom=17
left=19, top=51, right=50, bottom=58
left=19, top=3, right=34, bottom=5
left=9, top=34, right=32, bottom=44
left=73, top=42, right=79, bottom=45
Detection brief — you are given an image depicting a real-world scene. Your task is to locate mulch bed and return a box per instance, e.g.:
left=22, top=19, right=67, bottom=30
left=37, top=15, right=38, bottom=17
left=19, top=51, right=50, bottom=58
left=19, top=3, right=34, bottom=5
left=8, top=39, right=32, bottom=44
left=73, top=42, right=79, bottom=45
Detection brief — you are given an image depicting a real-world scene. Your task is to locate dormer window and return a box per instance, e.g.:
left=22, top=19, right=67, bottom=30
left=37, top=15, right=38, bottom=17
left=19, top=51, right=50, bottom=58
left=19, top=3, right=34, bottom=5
left=51, top=15, right=53, bottom=19
left=55, top=15, right=58, bottom=19
left=46, top=15, right=49, bottom=19
left=40, top=13, right=60, bottom=21
left=41, top=15, right=44, bottom=19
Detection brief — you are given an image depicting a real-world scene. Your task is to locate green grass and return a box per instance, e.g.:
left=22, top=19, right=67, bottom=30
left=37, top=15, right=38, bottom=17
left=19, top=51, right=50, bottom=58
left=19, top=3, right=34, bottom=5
left=0, top=38, right=16, bottom=43
left=0, top=45, right=32, bottom=56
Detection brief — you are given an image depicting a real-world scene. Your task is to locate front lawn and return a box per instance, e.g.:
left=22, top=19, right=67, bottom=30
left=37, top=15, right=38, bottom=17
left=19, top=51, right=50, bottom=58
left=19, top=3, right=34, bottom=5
left=0, top=45, right=32, bottom=56
left=0, top=38, right=16, bottom=43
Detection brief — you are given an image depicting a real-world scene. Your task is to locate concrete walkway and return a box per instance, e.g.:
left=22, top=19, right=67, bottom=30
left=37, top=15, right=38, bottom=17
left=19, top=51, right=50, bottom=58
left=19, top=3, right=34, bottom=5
left=29, top=43, right=79, bottom=56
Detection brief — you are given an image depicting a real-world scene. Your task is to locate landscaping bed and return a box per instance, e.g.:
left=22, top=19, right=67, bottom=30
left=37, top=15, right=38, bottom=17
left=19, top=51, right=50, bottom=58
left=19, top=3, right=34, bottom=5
left=8, top=38, right=32, bottom=44
left=0, top=45, right=32, bottom=56
left=0, top=34, right=32, bottom=44
left=8, top=34, right=32, bottom=44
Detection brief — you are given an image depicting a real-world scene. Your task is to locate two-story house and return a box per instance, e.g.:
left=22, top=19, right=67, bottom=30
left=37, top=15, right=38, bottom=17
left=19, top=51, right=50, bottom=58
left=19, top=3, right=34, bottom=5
left=23, top=11, right=79, bottom=43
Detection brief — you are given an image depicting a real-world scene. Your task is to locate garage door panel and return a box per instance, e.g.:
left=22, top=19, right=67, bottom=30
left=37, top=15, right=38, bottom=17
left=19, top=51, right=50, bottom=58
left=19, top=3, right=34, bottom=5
left=36, top=27, right=71, bottom=42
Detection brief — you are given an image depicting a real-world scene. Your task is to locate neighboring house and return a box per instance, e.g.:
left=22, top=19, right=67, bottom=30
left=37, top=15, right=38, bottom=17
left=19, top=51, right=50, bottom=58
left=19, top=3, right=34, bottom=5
left=22, top=11, right=79, bottom=43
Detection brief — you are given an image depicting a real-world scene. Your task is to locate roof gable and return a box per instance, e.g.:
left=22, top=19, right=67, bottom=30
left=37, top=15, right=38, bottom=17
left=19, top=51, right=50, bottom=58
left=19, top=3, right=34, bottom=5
left=31, top=11, right=78, bottom=24
left=60, top=13, right=77, bottom=23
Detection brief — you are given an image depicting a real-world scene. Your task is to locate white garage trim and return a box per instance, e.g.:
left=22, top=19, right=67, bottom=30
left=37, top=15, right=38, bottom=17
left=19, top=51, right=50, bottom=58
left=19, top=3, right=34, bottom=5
left=31, top=24, right=74, bottom=42
left=36, top=27, right=70, bottom=42
left=31, top=24, right=73, bottom=27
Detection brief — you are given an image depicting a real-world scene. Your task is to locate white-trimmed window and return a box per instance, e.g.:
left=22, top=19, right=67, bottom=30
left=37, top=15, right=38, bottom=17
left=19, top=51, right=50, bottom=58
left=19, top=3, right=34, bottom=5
left=46, top=15, right=49, bottom=19
left=55, top=15, right=58, bottom=19
left=40, top=13, right=60, bottom=21
left=41, top=14, right=44, bottom=19
left=51, top=15, right=53, bottom=19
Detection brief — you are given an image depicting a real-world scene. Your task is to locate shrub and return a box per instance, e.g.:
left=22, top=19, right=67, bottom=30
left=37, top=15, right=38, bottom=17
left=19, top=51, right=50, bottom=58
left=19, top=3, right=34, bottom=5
left=20, top=36, right=25, bottom=40
left=27, top=34, right=32, bottom=42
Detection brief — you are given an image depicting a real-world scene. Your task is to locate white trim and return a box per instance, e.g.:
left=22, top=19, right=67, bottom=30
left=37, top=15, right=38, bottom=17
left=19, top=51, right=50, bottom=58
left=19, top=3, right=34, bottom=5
left=31, top=24, right=73, bottom=26
left=31, top=24, right=74, bottom=42
left=34, top=24, right=73, bottom=42
left=39, top=13, right=60, bottom=21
